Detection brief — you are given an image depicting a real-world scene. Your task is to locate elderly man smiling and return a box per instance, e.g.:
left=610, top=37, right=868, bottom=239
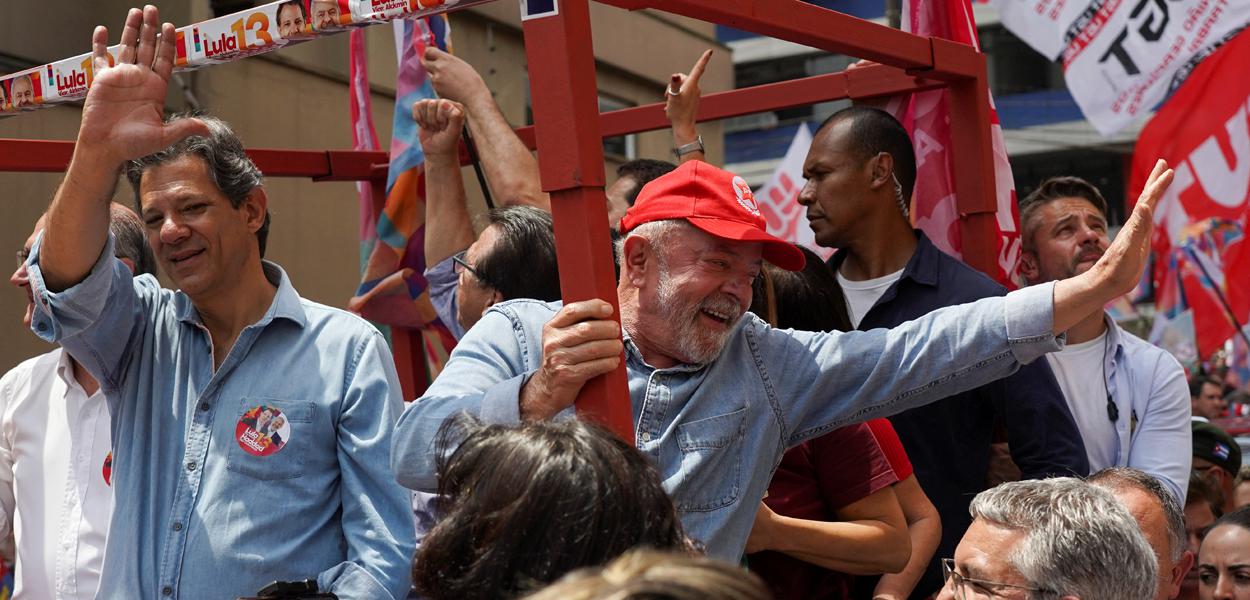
left=393, top=137, right=1175, bottom=559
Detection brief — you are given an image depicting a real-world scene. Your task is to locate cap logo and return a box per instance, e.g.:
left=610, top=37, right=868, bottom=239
left=1215, top=442, right=1231, bottom=460
left=731, top=176, right=760, bottom=216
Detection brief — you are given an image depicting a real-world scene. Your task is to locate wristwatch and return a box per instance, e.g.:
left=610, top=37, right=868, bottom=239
left=672, top=135, right=704, bottom=159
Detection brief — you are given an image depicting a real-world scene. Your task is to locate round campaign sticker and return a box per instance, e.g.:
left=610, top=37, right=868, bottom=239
left=235, top=405, right=292, bottom=457
left=102, top=451, right=112, bottom=486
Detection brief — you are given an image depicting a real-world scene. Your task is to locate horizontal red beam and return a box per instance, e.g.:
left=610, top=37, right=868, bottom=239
left=513, top=64, right=946, bottom=148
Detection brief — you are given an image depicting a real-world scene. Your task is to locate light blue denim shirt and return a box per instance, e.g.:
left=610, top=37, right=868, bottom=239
left=392, top=282, right=1063, bottom=559
left=1089, top=315, right=1191, bottom=502
left=27, top=235, right=415, bottom=600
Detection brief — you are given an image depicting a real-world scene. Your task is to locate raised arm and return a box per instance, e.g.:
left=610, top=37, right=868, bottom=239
left=665, top=50, right=711, bottom=165
left=41, top=6, right=207, bottom=291
left=422, top=48, right=549, bottom=210
left=415, top=99, right=475, bottom=267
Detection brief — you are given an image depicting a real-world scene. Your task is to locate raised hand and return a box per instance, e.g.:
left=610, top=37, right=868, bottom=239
left=77, top=6, right=208, bottom=169
left=519, top=300, right=624, bottom=421
left=1091, top=159, right=1173, bottom=297
left=422, top=47, right=490, bottom=110
left=664, top=49, right=712, bottom=138
left=413, top=98, right=465, bottom=158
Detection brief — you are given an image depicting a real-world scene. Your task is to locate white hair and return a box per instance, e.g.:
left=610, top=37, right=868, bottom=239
left=969, top=478, right=1156, bottom=600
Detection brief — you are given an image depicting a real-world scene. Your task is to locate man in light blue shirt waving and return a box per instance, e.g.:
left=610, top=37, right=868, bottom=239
left=25, top=7, right=414, bottom=599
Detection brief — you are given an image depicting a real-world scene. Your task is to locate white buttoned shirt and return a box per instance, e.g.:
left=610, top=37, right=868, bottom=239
left=0, top=348, right=112, bottom=600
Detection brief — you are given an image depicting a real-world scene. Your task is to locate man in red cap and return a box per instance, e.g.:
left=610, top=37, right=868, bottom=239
left=394, top=158, right=1176, bottom=561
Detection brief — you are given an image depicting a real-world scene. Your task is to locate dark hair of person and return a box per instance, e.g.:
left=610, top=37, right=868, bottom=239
left=277, top=0, right=308, bottom=19
left=475, top=205, right=562, bottom=302
left=616, top=159, right=678, bottom=207
left=1189, top=374, right=1222, bottom=399
left=109, top=204, right=158, bottom=277
left=1211, top=505, right=1250, bottom=534
left=1187, top=469, right=1226, bottom=519
left=412, top=415, right=694, bottom=600
left=749, top=246, right=851, bottom=332
left=124, top=113, right=271, bottom=258
left=816, top=106, right=917, bottom=204
left=1018, top=176, right=1109, bottom=249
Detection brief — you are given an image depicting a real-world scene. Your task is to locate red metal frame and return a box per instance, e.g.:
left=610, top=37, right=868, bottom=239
left=0, top=0, right=1000, bottom=439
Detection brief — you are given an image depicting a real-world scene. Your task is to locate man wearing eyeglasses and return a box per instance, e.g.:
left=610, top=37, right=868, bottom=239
left=414, top=98, right=562, bottom=338
left=938, top=478, right=1156, bottom=600
left=1, top=206, right=155, bottom=600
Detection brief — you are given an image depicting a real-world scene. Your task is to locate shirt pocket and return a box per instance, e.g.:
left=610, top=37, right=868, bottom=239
left=673, top=407, right=746, bottom=512
left=226, top=398, right=316, bottom=481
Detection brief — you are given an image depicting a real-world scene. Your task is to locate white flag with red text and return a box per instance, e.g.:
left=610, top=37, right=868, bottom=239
left=756, top=124, right=835, bottom=261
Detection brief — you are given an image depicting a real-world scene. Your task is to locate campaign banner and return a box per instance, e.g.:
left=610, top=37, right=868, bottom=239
left=1130, top=28, right=1250, bottom=358
left=755, top=124, right=834, bottom=261
left=997, top=0, right=1250, bottom=136
left=0, top=0, right=487, bottom=114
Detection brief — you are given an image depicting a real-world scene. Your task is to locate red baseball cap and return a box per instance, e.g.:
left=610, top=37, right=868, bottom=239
left=619, top=160, right=806, bottom=271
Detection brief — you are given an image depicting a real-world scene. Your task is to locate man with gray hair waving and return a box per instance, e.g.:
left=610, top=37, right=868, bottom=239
left=939, top=477, right=1156, bottom=600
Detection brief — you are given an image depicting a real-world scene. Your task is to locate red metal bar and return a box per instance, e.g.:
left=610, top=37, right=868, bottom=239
left=522, top=0, right=633, bottom=440
left=511, top=65, right=947, bottom=148
left=939, top=39, right=999, bottom=277
left=602, top=0, right=934, bottom=69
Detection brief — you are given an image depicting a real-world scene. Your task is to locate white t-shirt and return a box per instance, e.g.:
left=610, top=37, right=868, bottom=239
left=836, top=268, right=904, bottom=328
left=1046, top=332, right=1117, bottom=471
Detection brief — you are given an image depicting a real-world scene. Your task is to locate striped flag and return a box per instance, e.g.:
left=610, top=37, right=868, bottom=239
left=347, top=16, right=457, bottom=378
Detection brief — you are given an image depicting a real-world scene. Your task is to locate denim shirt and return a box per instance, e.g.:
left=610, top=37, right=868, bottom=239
left=392, top=283, right=1063, bottom=559
left=26, top=235, right=415, bottom=600
left=1098, top=315, right=1191, bottom=502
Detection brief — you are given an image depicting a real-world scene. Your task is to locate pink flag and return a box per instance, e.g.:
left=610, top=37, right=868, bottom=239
left=899, top=0, right=1021, bottom=288
left=755, top=124, right=835, bottom=261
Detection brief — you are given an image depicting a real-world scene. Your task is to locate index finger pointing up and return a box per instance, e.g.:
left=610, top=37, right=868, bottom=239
left=687, top=49, right=713, bottom=87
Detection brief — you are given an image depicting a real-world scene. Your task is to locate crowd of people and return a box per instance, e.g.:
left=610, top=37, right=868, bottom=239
left=4, top=5, right=1250, bottom=600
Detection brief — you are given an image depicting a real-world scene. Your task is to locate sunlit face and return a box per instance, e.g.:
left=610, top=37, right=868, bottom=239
left=633, top=227, right=762, bottom=365
left=1193, top=383, right=1228, bottom=421
left=11, top=76, right=34, bottom=108
left=797, top=119, right=882, bottom=249
left=605, top=175, right=637, bottom=231
left=138, top=156, right=265, bottom=301
left=1197, top=524, right=1250, bottom=600
left=1021, top=197, right=1109, bottom=285
left=935, top=518, right=1034, bottom=600
left=311, top=0, right=340, bottom=29
left=9, top=216, right=46, bottom=329
left=277, top=3, right=307, bottom=38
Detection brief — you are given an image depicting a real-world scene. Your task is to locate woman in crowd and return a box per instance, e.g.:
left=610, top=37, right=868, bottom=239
left=412, top=415, right=695, bottom=600
left=1197, top=505, right=1250, bottom=600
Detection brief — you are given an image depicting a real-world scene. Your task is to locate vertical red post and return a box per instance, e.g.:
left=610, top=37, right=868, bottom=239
left=940, top=42, right=999, bottom=277
left=520, top=0, right=633, bottom=439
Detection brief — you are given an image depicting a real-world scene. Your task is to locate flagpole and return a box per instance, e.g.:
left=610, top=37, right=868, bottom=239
left=1183, top=245, right=1250, bottom=348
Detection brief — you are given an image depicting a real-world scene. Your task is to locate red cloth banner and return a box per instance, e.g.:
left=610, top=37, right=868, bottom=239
left=1131, top=28, right=1250, bottom=358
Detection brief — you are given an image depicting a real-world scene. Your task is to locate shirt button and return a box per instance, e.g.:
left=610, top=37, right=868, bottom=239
left=172, top=522, right=183, bottom=532
left=199, top=402, right=209, bottom=411
left=186, top=462, right=197, bottom=472
left=640, top=432, right=652, bottom=442
left=36, top=322, right=47, bottom=332
left=162, top=586, right=173, bottom=596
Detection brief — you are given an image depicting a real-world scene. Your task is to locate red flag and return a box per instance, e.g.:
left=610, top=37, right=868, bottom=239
left=1130, top=28, right=1250, bottom=359
left=899, top=0, right=1021, bottom=288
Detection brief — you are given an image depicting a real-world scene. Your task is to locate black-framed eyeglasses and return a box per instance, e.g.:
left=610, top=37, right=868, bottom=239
left=942, top=558, right=1049, bottom=600
left=452, top=250, right=489, bottom=285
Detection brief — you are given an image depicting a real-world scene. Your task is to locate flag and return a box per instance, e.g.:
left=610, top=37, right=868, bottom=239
left=755, top=124, right=834, bottom=261
left=997, top=0, right=1250, bottom=136
left=899, top=0, right=1021, bottom=288
left=347, top=16, right=458, bottom=379
left=1131, top=28, right=1250, bottom=360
